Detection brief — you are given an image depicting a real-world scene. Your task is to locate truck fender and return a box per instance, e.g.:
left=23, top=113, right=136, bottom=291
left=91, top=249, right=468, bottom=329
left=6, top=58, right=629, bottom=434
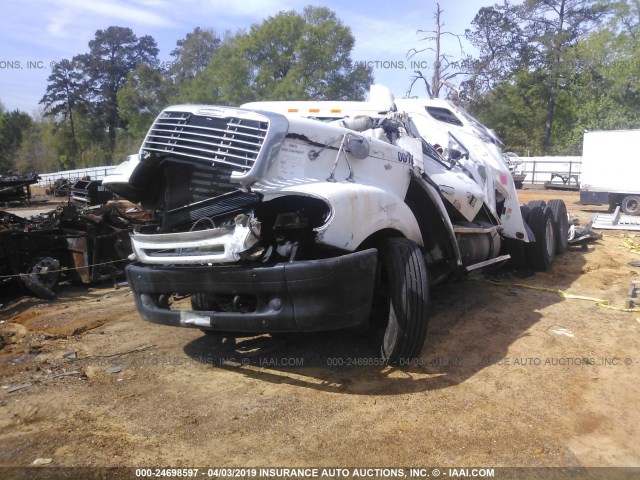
left=263, top=182, right=423, bottom=251
left=407, top=170, right=462, bottom=266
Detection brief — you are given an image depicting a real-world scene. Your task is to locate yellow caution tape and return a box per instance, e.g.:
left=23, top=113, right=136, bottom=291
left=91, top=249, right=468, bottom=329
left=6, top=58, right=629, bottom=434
left=473, top=278, right=640, bottom=313
left=621, top=237, right=640, bottom=255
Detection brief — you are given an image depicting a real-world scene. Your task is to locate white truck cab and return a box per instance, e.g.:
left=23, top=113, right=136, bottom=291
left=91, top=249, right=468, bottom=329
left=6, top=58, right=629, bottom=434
left=104, top=86, right=565, bottom=363
left=243, top=85, right=528, bottom=242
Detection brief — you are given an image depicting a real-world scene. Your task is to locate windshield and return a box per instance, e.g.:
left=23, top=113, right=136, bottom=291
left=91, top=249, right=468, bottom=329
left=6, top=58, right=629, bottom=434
left=448, top=102, right=502, bottom=145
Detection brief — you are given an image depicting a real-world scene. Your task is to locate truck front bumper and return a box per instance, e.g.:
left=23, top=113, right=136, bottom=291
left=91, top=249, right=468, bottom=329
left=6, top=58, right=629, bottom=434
left=125, top=249, right=377, bottom=334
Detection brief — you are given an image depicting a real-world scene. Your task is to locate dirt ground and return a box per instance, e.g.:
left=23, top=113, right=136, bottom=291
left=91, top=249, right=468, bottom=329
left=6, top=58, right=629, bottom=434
left=1, top=188, right=640, bottom=471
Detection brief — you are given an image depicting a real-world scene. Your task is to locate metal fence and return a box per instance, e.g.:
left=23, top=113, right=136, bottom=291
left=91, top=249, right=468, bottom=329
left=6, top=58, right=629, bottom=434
left=37, top=166, right=119, bottom=188
left=34, top=156, right=583, bottom=189
left=518, top=156, right=582, bottom=187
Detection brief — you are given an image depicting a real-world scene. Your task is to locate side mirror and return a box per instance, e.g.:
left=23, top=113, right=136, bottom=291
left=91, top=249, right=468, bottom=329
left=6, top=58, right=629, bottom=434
left=345, top=135, right=370, bottom=159
left=448, top=148, right=464, bottom=161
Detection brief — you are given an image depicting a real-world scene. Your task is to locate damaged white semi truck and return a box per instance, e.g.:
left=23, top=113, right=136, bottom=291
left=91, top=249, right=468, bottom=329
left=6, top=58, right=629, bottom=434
left=103, top=85, right=566, bottom=363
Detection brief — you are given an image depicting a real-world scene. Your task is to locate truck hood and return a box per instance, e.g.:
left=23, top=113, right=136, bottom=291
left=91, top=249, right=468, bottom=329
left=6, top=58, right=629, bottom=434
left=103, top=105, right=289, bottom=206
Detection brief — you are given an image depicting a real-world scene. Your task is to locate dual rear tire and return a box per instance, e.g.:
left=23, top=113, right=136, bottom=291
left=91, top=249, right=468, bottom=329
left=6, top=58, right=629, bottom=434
left=506, top=199, right=568, bottom=271
left=527, top=206, right=556, bottom=270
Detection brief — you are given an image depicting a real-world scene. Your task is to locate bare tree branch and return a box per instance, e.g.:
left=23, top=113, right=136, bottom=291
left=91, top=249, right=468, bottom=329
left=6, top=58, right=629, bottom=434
left=405, top=2, right=467, bottom=98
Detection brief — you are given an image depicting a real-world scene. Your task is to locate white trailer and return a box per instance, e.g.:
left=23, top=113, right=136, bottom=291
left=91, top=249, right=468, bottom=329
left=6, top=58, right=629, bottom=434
left=580, top=130, right=640, bottom=215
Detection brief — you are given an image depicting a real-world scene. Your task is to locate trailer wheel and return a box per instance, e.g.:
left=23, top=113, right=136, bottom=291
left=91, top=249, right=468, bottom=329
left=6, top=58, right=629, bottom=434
left=527, top=206, right=556, bottom=271
left=371, top=237, right=429, bottom=364
left=621, top=195, right=640, bottom=216
left=547, top=199, right=569, bottom=254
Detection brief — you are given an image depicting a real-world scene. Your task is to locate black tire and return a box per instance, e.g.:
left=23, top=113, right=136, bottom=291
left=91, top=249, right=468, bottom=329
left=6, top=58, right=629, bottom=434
left=371, top=237, right=429, bottom=363
left=520, top=205, right=531, bottom=224
left=621, top=195, right=640, bottom=216
left=527, top=200, right=546, bottom=211
left=527, top=206, right=556, bottom=271
left=19, top=257, right=61, bottom=299
left=503, top=238, right=528, bottom=269
left=547, top=199, right=569, bottom=254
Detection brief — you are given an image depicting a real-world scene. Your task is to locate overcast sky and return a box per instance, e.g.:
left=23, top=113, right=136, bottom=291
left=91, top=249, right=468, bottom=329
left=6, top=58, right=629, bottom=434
left=0, top=0, right=496, bottom=114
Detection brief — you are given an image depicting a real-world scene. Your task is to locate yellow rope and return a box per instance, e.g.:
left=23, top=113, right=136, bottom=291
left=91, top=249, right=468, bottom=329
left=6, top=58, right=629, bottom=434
left=473, top=278, right=640, bottom=313
left=621, top=237, right=640, bottom=255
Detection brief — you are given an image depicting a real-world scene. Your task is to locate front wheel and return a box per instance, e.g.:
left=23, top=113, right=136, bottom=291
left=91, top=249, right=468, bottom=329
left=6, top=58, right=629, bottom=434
left=371, top=237, right=429, bottom=364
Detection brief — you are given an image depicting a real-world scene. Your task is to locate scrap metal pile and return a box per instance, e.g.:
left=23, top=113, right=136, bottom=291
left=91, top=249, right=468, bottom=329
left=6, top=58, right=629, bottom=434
left=0, top=203, right=150, bottom=299
left=45, top=178, right=116, bottom=206
left=0, top=172, right=40, bottom=204
left=45, top=178, right=72, bottom=197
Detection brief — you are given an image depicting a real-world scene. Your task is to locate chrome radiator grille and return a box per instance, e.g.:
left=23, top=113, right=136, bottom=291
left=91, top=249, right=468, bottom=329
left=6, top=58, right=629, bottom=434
left=142, top=111, right=269, bottom=173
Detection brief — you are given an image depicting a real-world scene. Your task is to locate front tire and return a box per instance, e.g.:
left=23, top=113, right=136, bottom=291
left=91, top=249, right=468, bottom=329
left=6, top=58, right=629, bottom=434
left=371, top=237, right=429, bottom=364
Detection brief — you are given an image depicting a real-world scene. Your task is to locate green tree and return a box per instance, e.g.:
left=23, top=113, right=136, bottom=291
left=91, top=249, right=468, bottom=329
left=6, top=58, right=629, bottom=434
left=39, top=58, right=85, bottom=168
left=518, top=0, right=611, bottom=151
left=245, top=6, right=372, bottom=100
left=564, top=2, right=640, bottom=134
left=183, top=6, right=373, bottom=104
left=178, top=32, right=253, bottom=105
left=471, top=69, right=548, bottom=155
left=14, top=115, right=58, bottom=173
left=0, top=109, right=32, bottom=173
left=118, top=64, right=175, bottom=142
left=464, top=0, right=615, bottom=154
left=243, top=11, right=306, bottom=99
left=79, top=26, right=159, bottom=155
left=296, top=6, right=372, bottom=100
left=463, top=3, right=532, bottom=97
left=170, top=27, right=220, bottom=82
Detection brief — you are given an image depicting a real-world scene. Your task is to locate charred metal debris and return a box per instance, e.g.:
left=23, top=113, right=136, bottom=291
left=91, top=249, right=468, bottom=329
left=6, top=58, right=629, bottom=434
left=45, top=178, right=71, bottom=197
left=0, top=203, right=151, bottom=299
left=45, top=178, right=116, bottom=206
left=0, top=173, right=40, bottom=205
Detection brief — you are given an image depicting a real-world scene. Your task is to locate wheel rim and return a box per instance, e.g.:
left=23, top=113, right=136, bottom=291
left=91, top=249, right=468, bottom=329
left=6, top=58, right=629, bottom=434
left=545, top=218, right=554, bottom=257
left=627, top=199, right=639, bottom=213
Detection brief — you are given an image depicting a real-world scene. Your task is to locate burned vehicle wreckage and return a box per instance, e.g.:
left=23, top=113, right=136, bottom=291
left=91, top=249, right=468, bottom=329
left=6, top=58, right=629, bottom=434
left=0, top=205, right=142, bottom=299
left=0, top=172, right=40, bottom=204
left=104, top=87, right=567, bottom=362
